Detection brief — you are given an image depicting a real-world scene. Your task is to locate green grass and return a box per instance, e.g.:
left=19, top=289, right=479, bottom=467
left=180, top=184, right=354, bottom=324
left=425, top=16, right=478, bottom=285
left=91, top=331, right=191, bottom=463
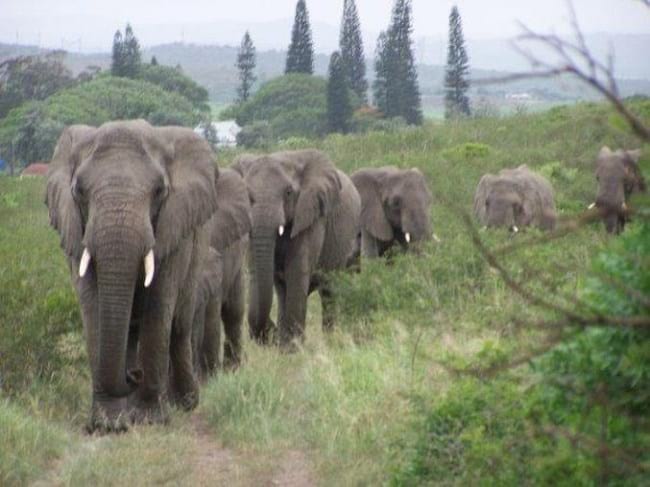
left=0, top=100, right=647, bottom=484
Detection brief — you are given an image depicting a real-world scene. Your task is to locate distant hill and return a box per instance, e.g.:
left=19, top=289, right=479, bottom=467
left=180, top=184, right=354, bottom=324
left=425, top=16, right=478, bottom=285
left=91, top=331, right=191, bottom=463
left=2, top=41, right=650, bottom=107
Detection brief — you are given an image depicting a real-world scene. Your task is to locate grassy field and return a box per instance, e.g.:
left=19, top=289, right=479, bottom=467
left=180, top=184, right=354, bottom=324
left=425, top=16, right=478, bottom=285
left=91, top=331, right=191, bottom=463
left=0, top=101, right=647, bottom=485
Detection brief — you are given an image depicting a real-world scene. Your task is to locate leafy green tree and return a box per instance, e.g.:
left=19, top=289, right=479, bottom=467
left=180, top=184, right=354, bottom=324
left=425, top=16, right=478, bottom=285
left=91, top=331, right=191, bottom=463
left=111, top=30, right=125, bottom=76
left=0, top=52, right=74, bottom=118
left=327, top=51, right=352, bottom=133
left=444, top=6, right=471, bottom=118
left=235, top=74, right=327, bottom=140
left=138, top=63, right=209, bottom=112
left=285, top=0, right=314, bottom=75
left=375, top=0, right=422, bottom=125
left=339, top=0, right=367, bottom=103
left=236, top=31, right=257, bottom=103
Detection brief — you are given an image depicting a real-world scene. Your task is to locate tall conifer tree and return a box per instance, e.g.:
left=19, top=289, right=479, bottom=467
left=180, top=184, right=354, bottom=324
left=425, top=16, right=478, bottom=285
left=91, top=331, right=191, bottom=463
left=372, top=31, right=389, bottom=115
left=327, top=51, right=352, bottom=133
left=122, top=24, right=142, bottom=78
left=377, top=0, right=422, bottom=124
left=444, top=6, right=471, bottom=118
left=339, top=0, right=367, bottom=103
left=285, top=0, right=314, bottom=74
left=111, top=30, right=125, bottom=76
left=236, top=31, right=257, bottom=103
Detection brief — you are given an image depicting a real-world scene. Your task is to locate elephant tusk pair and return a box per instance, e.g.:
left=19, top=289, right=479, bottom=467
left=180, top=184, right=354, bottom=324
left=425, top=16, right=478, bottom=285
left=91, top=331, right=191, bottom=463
left=405, top=232, right=411, bottom=243
left=78, top=248, right=155, bottom=288
left=278, top=225, right=285, bottom=237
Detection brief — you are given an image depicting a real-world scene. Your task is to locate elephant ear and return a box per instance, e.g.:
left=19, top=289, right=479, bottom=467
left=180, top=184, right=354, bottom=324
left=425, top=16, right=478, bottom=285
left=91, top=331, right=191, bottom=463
left=291, top=150, right=342, bottom=238
left=473, top=174, right=496, bottom=225
left=230, top=153, right=260, bottom=177
left=45, top=125, right=97, bottom=260
left=153, top=127, right=219, bottom=259
left=211, top=168, right=252, bottom=251
left=622, top=149, right=646, bottom=193
left=352, top=168, right=394, bottom=242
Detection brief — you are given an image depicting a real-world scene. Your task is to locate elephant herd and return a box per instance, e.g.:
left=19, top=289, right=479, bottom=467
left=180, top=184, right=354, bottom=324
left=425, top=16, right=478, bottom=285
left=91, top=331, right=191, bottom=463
left=45, top=120, right=645, bottom=432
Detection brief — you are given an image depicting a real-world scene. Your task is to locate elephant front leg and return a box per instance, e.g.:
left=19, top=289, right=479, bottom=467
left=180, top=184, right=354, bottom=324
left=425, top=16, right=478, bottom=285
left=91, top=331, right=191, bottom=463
left=169, top=312, right=199, bottom=411
left=361, top=229, right=380, bottom=258
left=280, top=268, right=311, bottom=350
left=201, top=296, right=222, bottom=377
left=222, top=270, right=244, bottom=369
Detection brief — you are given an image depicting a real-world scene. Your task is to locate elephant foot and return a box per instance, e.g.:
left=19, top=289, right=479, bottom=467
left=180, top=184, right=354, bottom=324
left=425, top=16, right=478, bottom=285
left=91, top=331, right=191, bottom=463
left=86, top=397, right=130, bottom=434
left=250, top=319, right=276, bottom=345
left=130, top=397, right=170, bottom=426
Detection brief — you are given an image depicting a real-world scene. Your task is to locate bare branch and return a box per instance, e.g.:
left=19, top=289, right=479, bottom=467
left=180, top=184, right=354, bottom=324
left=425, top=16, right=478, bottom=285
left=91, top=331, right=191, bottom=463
left=471, top=1, right=650, bottom=141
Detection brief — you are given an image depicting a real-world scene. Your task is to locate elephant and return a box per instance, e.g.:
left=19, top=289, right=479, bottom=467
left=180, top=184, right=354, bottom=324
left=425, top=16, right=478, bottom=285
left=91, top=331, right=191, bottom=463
left=473, top=165, right=557, bottom=232
left=351, top=166, right=432, bottom=258
left=592, top=146, right=646, bottom=234
left=232, top=149, right=361, bottom=348
left=193, top=168, right=251, bottom=379
left=46, top=120, right=220, bottom=432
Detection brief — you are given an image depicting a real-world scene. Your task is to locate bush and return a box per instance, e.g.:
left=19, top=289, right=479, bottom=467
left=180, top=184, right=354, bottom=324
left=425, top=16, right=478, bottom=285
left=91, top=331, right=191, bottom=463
left=138, top=63, right=210, bottom=112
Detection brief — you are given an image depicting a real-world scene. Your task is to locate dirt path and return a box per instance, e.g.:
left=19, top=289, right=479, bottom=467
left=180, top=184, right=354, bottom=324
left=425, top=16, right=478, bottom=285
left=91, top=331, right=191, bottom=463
left=189, top=414, right=316, bottom=486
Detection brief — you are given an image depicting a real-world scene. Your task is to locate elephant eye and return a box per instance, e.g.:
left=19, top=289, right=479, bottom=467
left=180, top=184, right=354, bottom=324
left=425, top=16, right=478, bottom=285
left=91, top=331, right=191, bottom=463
left=71, top=179, right=85, bottom=202
left=285, top=186, right=293, bottom=198
left=154, top=184, right=168, bottom=200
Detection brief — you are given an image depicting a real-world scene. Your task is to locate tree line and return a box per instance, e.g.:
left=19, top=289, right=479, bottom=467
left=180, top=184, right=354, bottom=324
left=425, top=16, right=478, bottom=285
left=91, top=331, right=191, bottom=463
left=233, top=0, right=472, bottom=134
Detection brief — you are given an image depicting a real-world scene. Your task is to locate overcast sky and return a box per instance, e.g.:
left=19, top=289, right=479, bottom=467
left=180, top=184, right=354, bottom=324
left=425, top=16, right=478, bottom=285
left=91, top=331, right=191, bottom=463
left=2, top=0, right=649, bottom=51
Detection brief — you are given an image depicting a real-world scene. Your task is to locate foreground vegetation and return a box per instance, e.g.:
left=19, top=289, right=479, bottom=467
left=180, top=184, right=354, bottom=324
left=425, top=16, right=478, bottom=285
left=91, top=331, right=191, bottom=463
left=0, top=101, right=648, bottom=485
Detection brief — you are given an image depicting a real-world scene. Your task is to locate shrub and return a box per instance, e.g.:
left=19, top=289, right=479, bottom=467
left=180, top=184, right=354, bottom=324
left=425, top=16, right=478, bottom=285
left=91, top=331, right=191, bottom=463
left=441, top=142, right=491, bottom=161
left=237, top=120, right=273, bottom=149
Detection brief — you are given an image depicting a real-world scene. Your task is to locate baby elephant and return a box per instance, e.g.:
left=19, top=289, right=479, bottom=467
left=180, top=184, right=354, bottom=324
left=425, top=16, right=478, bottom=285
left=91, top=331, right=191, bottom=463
left=592, top=146, right=646, bottom=234
left=351, top=166, right=432, bottom=257
left=474, top=165, right=557, bottom=232
left=193, top=168, right=251, bottom=379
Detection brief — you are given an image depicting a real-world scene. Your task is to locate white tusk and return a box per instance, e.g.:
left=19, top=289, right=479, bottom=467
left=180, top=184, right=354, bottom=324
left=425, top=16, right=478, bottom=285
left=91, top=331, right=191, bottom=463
left=587, top=202, right=596, bottom=210
left=622, top=202, right=628, bottom=211
left=144, top=250, right=155, bottom=288
left=405, top=232, right=411, bottom=243
left=79, top=248, right=91, bottom=277
left=278, top=225, right=284, bottom=236
left=432, top=233, right=441, bottom=243
left=512, top=225, right=519, bottom=233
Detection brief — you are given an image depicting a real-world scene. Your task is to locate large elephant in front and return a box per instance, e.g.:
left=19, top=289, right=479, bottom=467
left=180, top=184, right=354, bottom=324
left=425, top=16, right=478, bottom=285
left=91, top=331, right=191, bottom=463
left=193, top=168, right=251, bottom=378
left=592, top=146, right=646, bottom=234
left=232, top=150, right=361, bottom=348
left=351, top=166, right=432, bottom=258
left=473, top=165, right=557, bottom=232
left=46, top=120, right=219, bottom=432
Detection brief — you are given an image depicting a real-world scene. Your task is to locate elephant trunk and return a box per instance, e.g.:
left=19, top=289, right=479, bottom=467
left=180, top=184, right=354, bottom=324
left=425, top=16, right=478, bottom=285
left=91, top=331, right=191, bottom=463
left=248, top=225, right=277, bottom=343
left=596, top=180, right=625, bottom=234
left=93, top=221, right=147, bottom=400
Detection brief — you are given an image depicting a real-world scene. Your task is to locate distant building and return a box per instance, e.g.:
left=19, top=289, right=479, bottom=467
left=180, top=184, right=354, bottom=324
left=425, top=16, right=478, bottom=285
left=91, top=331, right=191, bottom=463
left=194, top=120, right=241, bottom=148
left=21, top=162, right=49, bottom=177
left=506, top=93, right=533, bottom=100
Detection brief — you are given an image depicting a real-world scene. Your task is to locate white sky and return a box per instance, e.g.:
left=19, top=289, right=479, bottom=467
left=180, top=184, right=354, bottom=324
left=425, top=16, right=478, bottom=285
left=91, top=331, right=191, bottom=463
left=2, top=0, right=649, bottom=51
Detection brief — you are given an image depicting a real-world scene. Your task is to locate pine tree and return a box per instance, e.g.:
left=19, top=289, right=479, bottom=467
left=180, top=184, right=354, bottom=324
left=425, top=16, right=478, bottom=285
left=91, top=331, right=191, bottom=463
left=444, top=6, right=471, bottom=118
left=236, top=31, right=257, bottom=103
left=111, top=30, right=125, bottom=76
left=376, top=0, right=422, bottom=124
left=327, top=51, right=352, bottom=133
left=285, top=0, right=314, bottom=74
left=150, top=55, right=158, bottom=66
left=339, top=0, right=367, bottom=103
left=372, top=31, right=388, bottom=115
left=122, top=23, right=142, bottom=78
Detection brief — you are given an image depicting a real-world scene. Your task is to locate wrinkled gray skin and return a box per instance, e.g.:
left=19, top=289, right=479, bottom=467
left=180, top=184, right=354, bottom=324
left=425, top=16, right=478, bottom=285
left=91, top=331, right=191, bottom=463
left=193, top=169, right=251, bottom=378
left=233, top=150, right=361, bottom=348
left=351, top=166, right=432, bottom=258
left=474, top=165, right=557, bottom=231
left=594, top=147, right=646, bottom=234
left=46, top=120, right=219, bottom=433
